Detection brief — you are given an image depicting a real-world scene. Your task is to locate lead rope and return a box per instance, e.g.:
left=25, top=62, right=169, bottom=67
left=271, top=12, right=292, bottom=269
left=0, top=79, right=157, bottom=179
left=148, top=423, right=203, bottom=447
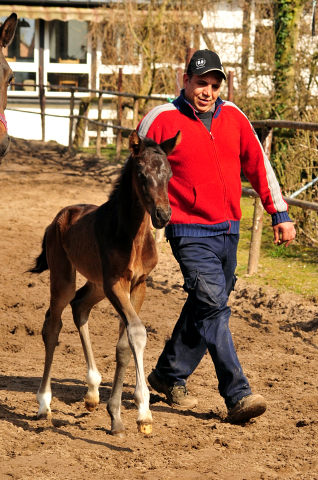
left=0, top=113, right=8, bottom=133
left=313, top=0, right=316, bottom=36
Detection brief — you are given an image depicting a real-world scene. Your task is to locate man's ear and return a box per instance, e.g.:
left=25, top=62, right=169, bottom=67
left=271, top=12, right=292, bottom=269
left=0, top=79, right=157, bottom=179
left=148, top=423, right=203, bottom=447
left=159, top=131, right=182, bottom=157
left=129, top=130, right=142, bottom=156
left=0, top=14, right=18, bottom=48
left=183, top=72, right=190, bottom=89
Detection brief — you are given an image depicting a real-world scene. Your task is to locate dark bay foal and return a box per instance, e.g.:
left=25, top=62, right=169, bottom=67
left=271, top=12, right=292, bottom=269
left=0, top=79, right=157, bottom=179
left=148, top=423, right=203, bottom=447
left=29, top=130, right=181, bottom=436
left=0, top=14, right=17, bottom=162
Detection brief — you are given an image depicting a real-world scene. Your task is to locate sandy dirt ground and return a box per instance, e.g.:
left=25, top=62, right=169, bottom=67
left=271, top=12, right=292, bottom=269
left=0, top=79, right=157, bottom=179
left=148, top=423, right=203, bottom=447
left=1, top=138, right=318, bottom=480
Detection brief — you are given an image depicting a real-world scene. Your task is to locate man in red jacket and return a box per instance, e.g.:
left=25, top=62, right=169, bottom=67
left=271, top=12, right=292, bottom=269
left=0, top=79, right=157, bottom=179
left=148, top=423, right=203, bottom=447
left=138, top=50, right=296, bottom=423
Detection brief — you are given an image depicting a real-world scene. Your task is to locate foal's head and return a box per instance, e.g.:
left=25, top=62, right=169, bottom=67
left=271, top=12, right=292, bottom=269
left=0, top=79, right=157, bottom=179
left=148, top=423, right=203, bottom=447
left=0, top=14, right=17, bottom=161
left=129, top=130, right=181, bottom=229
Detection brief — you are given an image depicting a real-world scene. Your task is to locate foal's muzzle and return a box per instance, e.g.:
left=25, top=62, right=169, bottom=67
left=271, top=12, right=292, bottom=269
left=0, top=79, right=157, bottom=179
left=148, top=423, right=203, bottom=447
left=151, top=206, right=172, bottom=229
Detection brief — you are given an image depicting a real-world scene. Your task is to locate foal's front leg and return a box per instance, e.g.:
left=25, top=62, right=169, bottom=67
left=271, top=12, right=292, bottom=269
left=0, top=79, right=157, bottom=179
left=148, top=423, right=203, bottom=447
left=106, top=281, right=152, bottom=435
left=107, top=318, right=132, bottom=436
left=128, top=281, right=152, bottom=433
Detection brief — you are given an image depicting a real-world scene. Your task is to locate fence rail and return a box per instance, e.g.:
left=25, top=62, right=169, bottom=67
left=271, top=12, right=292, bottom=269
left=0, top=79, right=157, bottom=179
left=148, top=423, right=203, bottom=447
left=7, top=79, right=318, bottom=273
left=242, top=187, right=318, bottom=212
left=246, top=120, right=318, bottom=275
left=9, top=80, right=170, bottom=153
left=6, top=107, right=134, bottom=133
left=251, top=119, right=318, bottom=132
left=10, top=82, right=172, bottom=101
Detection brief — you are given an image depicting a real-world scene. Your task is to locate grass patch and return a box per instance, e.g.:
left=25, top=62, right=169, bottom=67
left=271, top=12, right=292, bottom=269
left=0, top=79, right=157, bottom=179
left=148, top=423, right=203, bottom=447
left=80, top=144, right=130, bottom=163
left=238, top=193, right=318, bottom=298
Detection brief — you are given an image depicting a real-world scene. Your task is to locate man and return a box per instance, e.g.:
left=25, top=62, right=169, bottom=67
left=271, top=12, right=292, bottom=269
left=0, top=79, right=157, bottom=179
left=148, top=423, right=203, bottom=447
left=137, top=50, right=296, bottom=423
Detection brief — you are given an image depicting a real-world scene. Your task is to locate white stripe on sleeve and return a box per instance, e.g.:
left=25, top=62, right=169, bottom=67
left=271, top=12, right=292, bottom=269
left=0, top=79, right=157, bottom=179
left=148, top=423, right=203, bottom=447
left=223, top=101, right=287, bottom=212
left=138, top=103, right=177, bottom=138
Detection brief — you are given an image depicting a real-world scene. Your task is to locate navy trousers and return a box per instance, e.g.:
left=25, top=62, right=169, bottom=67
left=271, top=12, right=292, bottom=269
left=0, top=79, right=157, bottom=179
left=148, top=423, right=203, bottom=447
left=155, top=234, right=252, bottom=408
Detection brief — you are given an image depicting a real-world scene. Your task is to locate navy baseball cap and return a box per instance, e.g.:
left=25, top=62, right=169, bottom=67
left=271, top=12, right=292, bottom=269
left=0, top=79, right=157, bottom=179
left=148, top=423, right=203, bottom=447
left=187, top=50, right=226, bottom=80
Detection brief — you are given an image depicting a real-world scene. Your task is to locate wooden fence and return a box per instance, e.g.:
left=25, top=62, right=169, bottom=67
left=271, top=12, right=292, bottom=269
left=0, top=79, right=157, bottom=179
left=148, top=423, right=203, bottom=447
left=246, top=121, right=318, bottom=275
left=7, top=80, right=318, bottom=272
left=8, top=78, right=171, bottom=157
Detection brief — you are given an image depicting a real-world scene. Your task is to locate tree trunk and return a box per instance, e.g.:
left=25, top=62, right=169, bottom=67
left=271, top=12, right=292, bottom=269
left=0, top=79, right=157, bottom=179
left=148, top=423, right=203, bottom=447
left=241, top=0, right=251, bottom=93
left=73, top=98, right=91, bottom=149
left=273, top=0, right=306, bottom=119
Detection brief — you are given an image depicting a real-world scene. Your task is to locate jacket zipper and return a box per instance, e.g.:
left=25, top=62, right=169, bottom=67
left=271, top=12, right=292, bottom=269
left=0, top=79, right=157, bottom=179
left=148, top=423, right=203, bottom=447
left=210, top=105, right=228, bottom=219
left=185, top=99, right=228, bottom=220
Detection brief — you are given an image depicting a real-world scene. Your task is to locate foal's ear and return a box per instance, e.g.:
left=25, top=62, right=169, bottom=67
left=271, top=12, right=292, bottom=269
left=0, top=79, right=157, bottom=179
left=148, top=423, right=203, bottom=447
left=129, top=130, right=142, bottom=156
left=0, top=14, right=18, bottom=48
left=159, top=131, right=182, bottom=157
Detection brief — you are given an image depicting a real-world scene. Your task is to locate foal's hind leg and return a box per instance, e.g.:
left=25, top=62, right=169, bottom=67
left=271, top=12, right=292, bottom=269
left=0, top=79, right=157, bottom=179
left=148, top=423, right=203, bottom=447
left=37, top=264, right=76, bottom=418
left=71, top=281, right=105, bottom=413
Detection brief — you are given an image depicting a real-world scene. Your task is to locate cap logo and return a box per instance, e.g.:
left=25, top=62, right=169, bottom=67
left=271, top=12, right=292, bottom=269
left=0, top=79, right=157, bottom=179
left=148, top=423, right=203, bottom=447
left=196, top=58, right=206, bottom=68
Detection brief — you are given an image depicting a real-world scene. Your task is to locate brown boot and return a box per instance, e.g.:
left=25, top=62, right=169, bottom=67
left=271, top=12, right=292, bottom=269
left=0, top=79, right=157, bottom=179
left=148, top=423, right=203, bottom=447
left=148, top=370, right=198, bottom=408
left=227, top=394, right=266, bottom=423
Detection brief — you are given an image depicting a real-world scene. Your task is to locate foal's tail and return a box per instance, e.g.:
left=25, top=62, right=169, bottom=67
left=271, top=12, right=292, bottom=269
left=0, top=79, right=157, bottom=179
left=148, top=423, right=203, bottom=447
left=27, top=228, right=49, bottom=274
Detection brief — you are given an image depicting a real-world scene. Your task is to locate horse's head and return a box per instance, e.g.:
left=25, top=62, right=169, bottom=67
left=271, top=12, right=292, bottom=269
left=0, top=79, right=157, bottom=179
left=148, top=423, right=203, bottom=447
left=129, top=130, right=181, bottom=229
left=0, top=14, right=18, bottom=162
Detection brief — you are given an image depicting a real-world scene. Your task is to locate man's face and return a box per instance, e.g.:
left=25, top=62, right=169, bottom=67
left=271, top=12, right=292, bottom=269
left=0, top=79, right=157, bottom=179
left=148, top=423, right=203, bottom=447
left=183, top=71, right=223, bottom=113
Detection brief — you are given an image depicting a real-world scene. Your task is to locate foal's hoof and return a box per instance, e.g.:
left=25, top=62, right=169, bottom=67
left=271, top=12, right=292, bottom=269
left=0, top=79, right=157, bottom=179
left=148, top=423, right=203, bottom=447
left=84, top=392, right=99, bottom=412
left=111, top=429, right=126, bottom=438
left=84, top=400, right=98, bottom=412
left=137, top=421, right=152, bottom=435
left=36, top=411, right=52, bottom=421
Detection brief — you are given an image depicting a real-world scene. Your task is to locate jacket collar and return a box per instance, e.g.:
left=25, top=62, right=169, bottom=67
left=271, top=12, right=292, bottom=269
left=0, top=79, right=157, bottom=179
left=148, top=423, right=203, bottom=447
left=172, top=89, right=224, bottom=120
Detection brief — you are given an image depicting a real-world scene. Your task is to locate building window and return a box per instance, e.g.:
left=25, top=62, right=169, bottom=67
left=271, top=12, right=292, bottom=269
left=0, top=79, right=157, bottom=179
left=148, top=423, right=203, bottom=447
left=2, top=17, right=91, bottom=97
left=45, top=20, right=91, bottom=96
left=47, top=73, right=89, bottom=91
left=2, top=16, right=38, bottom=96
left=49, top=20, right=88, bottom=64
left=8, top=72, right=36, bottom=92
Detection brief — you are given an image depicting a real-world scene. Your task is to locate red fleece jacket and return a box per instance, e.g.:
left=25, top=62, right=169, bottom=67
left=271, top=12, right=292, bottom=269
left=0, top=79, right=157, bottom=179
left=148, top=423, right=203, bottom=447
left=137, top=93, right=289, bottom=237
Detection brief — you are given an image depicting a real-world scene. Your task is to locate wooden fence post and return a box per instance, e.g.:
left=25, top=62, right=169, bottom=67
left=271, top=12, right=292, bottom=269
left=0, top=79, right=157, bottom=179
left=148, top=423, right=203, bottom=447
left=155, top=228, right=165, bottom=245
left=96, top=91, right=103, bottom=157
left=186, top=48, right=196, bottom=68
left=175, top=67, right=183, bottom=97
left=247, top=127, right=273, bottom=274
left=228, top=71, right=234, bottom=102
left=133, top=97, right=139, bottom=128
left=116, top=68, right=123, bottom=159
left=68, top=87, right=75, bottom=152
left=39, top=66, right=46, bottom=142
left=247, top=196, right=264, bottom=275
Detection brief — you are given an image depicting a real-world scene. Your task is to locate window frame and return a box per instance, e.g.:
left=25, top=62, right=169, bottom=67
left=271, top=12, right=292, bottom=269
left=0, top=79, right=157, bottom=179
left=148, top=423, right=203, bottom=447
left=44, top=19, right=92, bottom=98
left=6, top=18, right=40, bottom=97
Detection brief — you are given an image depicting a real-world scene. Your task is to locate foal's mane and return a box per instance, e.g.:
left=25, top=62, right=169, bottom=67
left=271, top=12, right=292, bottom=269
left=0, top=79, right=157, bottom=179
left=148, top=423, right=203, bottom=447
left=107, top=137, right=161, bottom=207
left=107, top=153, right=134, bottom=207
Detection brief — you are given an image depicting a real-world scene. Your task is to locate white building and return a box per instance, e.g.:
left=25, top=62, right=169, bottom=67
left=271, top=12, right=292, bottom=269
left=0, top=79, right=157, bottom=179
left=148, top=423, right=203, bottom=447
left=1, top=1, right=315, bottom=146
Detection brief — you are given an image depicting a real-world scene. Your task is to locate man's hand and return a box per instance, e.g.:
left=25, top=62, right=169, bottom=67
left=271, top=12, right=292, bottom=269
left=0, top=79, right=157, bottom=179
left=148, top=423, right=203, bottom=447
left=273, top=222, right=296, bottom=247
